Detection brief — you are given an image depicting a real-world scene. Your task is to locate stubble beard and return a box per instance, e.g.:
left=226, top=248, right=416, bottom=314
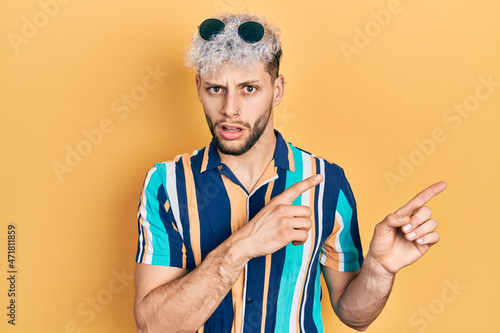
left=206, top=105, right=273, bottom=156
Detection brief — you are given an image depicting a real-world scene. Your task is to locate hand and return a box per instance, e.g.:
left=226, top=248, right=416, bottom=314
left=236, top=174, right=324, bottom=259
left=367, top=182, right=447, bottom=275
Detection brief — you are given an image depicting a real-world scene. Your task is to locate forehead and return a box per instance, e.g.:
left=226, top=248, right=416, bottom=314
left=199, top=61, right=271, bottom=84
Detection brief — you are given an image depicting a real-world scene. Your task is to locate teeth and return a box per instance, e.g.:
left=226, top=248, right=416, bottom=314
left=223, top=126, right=241, bottom=132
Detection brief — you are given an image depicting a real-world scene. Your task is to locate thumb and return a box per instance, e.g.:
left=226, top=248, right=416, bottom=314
left=376, top=213, right=411, bottom=234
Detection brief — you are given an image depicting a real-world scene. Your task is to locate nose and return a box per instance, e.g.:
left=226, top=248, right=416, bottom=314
left=221, top=90, right=240, bottom=117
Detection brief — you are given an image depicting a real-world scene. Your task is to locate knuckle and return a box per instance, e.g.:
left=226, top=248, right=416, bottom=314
left=277, top=215, right=289, bottom=226
left=420, top=206, right=432, bottom=216
left=427, top=232, right=440, bottom=246
left=427, top=219, right=437, bottom=228
left=275, top=204, right=287, bottom=215
left=386, top=213, right=398, bottom=223
left=415, top=193, right=427, bottom=205
left=304, top=207, right=312, bottom=217
left=289, top=182, right=301, bottom=192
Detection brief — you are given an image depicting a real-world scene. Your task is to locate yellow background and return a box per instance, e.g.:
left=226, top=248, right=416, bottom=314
left=1, top=0, right=499, bottom=332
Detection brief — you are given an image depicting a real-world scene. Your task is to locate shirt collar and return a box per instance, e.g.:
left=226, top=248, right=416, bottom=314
left=200, top=130, right=294, bottom=173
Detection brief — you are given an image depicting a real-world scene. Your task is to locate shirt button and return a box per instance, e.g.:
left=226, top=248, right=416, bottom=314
left=247, top=297, right=253, bottom=304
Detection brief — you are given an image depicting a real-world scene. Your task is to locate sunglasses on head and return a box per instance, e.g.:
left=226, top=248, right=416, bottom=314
left=198, top=18, right=265, bottom=44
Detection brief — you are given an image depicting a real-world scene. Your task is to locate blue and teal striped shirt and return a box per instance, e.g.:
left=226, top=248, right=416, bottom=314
left=136, top=131, right=364, bottom=332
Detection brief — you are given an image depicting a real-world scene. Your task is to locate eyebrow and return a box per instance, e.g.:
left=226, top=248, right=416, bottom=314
left=204, top=79, right=261, bottom=87
left=239, top=80, right=261, bottom=86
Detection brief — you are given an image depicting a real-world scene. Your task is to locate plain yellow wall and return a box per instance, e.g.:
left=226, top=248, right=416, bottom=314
left=1, top=0, right=499, bottom=332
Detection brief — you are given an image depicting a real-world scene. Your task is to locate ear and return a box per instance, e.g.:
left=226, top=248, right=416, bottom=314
left=195, top=74, right=202, bottom=101
left=272, top=74, right=285, bottom=107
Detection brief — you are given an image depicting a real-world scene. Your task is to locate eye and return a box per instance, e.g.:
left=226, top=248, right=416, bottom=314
left=208, top=86, right=223, bottom=94
left=244, top=85, right=256, bottom=93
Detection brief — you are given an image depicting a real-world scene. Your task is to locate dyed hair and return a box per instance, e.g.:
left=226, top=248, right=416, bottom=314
left=186, top=12, right=282, bottom=80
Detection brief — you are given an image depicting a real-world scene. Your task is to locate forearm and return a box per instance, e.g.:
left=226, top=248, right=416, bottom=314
left=335, top=255, right=395, bottom=331
left=135, top=237, right=248, bottom=332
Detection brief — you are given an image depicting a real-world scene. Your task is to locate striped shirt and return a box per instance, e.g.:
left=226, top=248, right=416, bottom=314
left=136, top=131, right=364, bottom=332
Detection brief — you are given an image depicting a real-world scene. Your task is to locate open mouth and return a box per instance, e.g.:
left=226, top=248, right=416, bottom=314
left=221, top=125, right=242, bottom=132
left=218, top=123, right=245, bottom=140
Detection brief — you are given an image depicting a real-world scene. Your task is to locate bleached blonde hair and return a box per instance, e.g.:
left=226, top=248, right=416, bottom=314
left=185, top=12, right=282, bottom=80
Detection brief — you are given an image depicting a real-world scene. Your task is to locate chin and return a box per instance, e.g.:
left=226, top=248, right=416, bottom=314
left=217, top=143, right=248, bottom=156
left=214, top=136, right=252, bottom=156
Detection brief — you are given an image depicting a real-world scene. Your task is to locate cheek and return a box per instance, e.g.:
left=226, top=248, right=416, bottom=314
left=245, top=92, right=273, bottom=110
left=204, top=113, right=214, bottom=128
left=201, top=98, right=220, bottom=115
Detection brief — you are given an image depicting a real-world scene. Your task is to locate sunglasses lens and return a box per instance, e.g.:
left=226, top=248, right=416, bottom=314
left=199, top=18, right=225, bottom=41
left=238, top=21, right=265, bottom=44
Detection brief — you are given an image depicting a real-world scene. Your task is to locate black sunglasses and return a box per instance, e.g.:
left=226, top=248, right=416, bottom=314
left=198, top=18, right=265, bottom=44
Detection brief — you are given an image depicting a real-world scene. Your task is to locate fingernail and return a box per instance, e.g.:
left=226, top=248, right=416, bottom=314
left=407, top=232, right=416, bottom=240
left=314, top=174, right=322, bottom=181
left=417, top=238, right=425, bottom=244
left=402, top=224, right=411, bottom=232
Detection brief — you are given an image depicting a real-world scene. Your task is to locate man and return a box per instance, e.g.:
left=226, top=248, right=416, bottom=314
left=134, top=12, right=446, bottom=332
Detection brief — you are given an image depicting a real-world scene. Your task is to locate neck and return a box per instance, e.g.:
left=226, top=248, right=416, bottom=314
left=218, top=125, right=276, bottom=193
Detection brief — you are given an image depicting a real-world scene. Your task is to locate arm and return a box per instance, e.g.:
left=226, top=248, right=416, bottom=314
left=322, top=258, right=393, bottom=331
left=323, top=182, right=447, bottom=331
left=134, top=174, right=324, bottom=332
left=134, top=236, right=247, bottom=332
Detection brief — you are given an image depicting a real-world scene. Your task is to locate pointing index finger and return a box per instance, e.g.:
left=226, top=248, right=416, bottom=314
left=396, top=181, right=447, bottom=216
left=275, top=174, right=324, bottom=205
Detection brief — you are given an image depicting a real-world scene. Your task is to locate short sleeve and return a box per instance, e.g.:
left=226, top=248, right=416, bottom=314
left=320, top=169, right=364, bottom=272
left=135, top=163, right=186, bottom=268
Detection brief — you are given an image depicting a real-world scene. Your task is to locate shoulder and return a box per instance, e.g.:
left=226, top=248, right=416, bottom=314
left=285, top=142, right=356, bottom=202
left=153, top=148, right=206, bottom=174
left=286, top=141, right=346, bottom=178
left=144, top=147, right=206, bottom=185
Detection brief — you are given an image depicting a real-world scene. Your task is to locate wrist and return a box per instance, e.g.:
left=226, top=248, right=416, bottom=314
left=220, top=233, right=252, bottom=269
left=363, top=254, right=396, bottom=281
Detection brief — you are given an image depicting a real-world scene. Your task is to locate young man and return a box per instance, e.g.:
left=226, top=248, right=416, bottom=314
left=134, top=12, right=446, bottom=332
